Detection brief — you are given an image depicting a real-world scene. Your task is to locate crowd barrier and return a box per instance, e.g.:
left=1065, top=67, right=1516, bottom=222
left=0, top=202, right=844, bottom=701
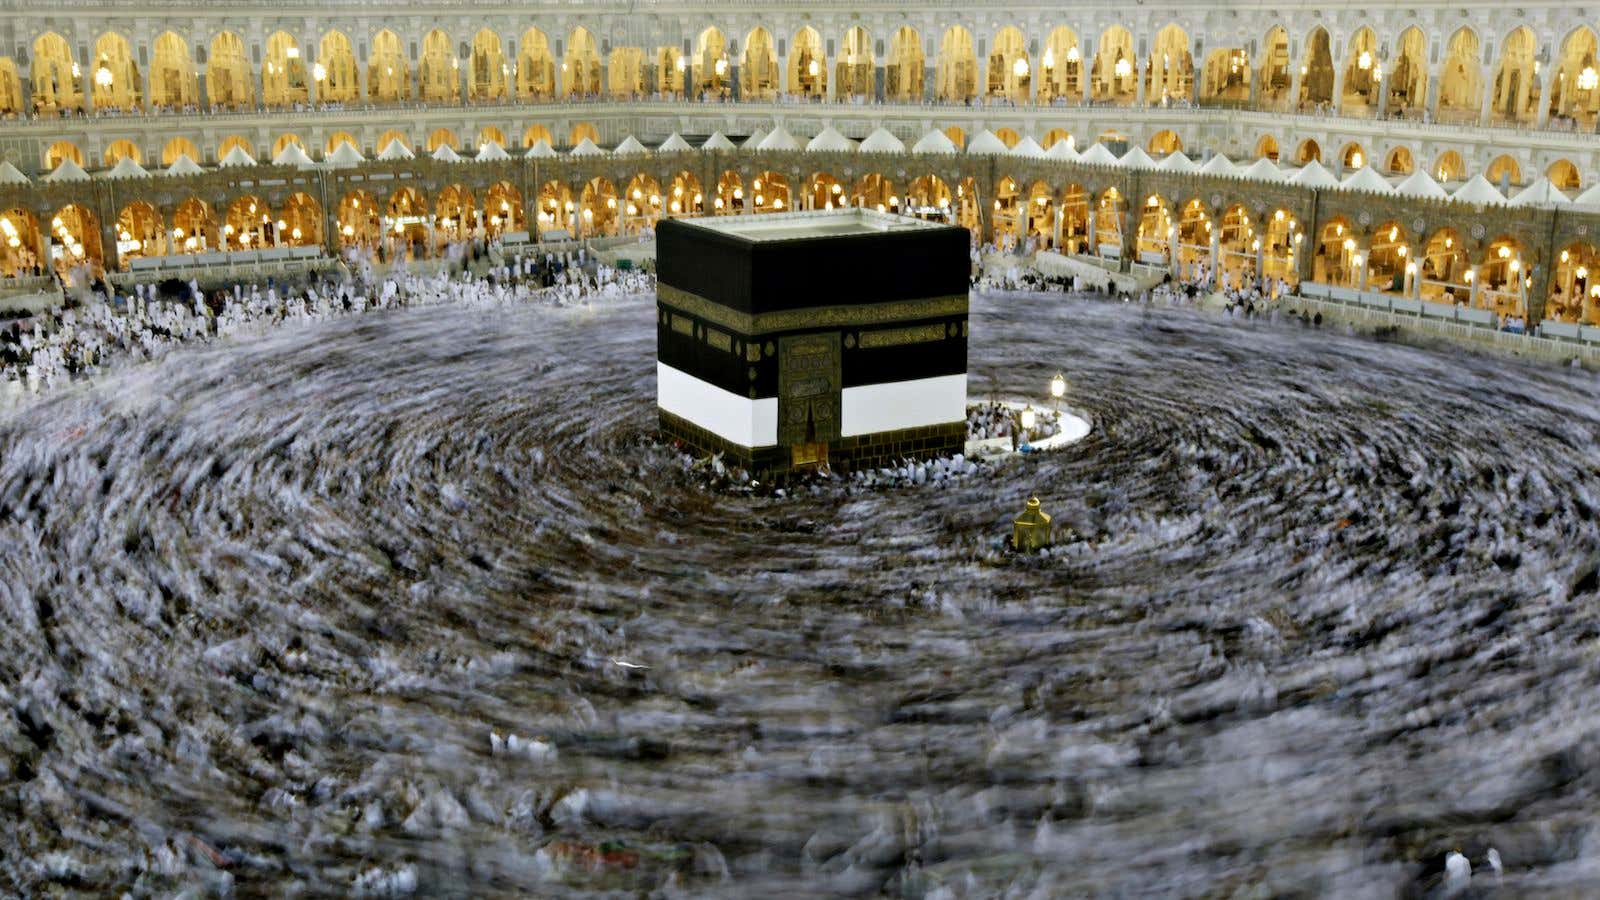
left=1297, top=282, right=1501, bottom=329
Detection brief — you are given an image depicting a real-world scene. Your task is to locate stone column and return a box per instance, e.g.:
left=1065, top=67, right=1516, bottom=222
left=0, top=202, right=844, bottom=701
left=1208, top=228, right=1220, bottom=288
left=1424, top=73, right=1439, bottom=121
left=1086, top=209, right=1096, bottom=254
left=1375, top=71, right=1388, bottom=117
left=1135, top=61, right=1146, bottom=106
left=1330, top=64, right=1345, bottom=113
left=1479, top=69, right=1495, bottom=123
left=1469, top=266, right=1481, bottom=307
left=1537, top=69, right=1555, bottom=127
left=1288, top=59, right=1303, bottom=108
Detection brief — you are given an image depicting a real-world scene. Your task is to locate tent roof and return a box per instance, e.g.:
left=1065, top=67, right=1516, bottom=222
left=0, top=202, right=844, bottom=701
left=612, top=135, right=648, bottom=155
left=858, top=128, right=906, bottom=154
left=757, top=127, right=802, bottom=151
left=805, top=126, right=857, bottom=153
left=701, top=131, right=737, bottom=151
left=219, top=145, right=258, bottom=167
left=1237, top=157, right=1281, bottom=181
left=1341, top=165, right=1393, bottom=193
left=965, top=130, right=1010, bottom=154
left=0, top=160, right=30, bottom=184
left=569, top=137, right=605, bottom=156
left=740, top=128, right=769, bottom=149
left=1010, top=136, right=1047, bottom=158
left=656, top=132, right=694, bottom=153
left=1077, top=143, right=1120, bottom=166
left=1287, top=160, right=1340, bottom=188
left=1393, top=169, right=1449, bottom=199
left=1044, top=139, right=1079, bottom=161
left=1573, top=181, right=1600, bottom=210
left=524, top=139, right=557, bottom=158
left=429, top=143, right=462, bottom=162
left=104, top=156, right=150, bottom=179
left=1198, top=153, right=1238, bottom=177
left=911, top=129, right=958, bottom=154
left=327, top=141, right=367, bottom=166
left=273, top=143, right=317, bottom=168
left=377, top=139, right=415, bottom=160
left=1451, top=174, right=1506, bottom=205
left=1509, top=176, right=1571, bottom=207
left=1119, top=146, right=1158, bottom=169
left=1156, top=151, right=1199, bottom=173
left=43, top=158, right=90, bottom=182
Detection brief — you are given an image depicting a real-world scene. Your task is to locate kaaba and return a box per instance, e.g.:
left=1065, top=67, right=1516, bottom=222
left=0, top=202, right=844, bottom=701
left=656, top=208, right=970, bottom=475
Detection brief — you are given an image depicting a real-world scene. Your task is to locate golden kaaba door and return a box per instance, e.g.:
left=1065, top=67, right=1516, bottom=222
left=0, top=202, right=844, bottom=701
left=778, top=332, right=841, bottom=467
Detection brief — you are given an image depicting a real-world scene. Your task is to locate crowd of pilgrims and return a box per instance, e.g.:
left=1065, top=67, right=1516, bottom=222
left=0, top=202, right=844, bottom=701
left=0, top=240, right=653, bottom=393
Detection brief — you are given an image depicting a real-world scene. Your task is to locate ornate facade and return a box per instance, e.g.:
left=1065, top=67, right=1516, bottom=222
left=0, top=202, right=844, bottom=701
left=3, top=0, right=1600, bottom=323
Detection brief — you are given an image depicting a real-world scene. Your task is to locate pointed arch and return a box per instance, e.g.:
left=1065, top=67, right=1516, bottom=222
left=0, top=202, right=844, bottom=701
left=987, top=26, right=1029, bottom=101
left=1093, top=26, right=1137, bottom=105
left=149, top=32, right=198, bottom=109
left=419, top=29, right=457, bottom=103
left=1387, top=27, right=1428, bottom=115
left=1339, top=26, right=1379, bottom=114
left=91, top=32, right=142, bottom=111
left=1548, top=27, right=1600, bottom=128
left=30, top=33, right=82, bottom=113
left=692, top=27, right=730, bottom=99
left=1490, top=26, right=1540, bottom=126
left=115, top=201, right=165, bottom=265
left=45, top=140, right=84, bottom=169
left=936, top=26, right=977, bottom=102
left=218, top=134, right=255, bottom=162
left=790, top=26, right=827, bottom=98
left=1201, top=46, right=1251, bottom=104
left=161, top=136, right=200, bottom=167
left=518, top=28, right=556, bottom=99
left=743, top=27, right=779, bottom=100
left=1039, top=27, right=1082, bottom=103
left=207, top=32, right=253, bottom=109
left=563, top=27, right=601, bottom=97
left=1548, top=159, right=1582, bottom=190
left=837, top=26, right=873, bottom=99
left=0, top=59, right=21, bottom=117
left=262, top=31, right=309, bottom=108
left=103, top=139, right=142, bottom=166
left=1258, top=27, right=1291, bottom=107
left=1147, top=23, right=1193, bottom=104
left=316, top=30, right=359, bottom=103
left=608, top=47, right=645, bottom=98
left=469, top=29, right=508, bottom=101
left=369, top=30, right=410, bottom=103
left=1299, top=26, right=1333, bottom=108
left=163, top=198, right=208, bottom=249
left=1438, top=28, right=1482, bottom=121
left=887, top=26, right=924, bottom=101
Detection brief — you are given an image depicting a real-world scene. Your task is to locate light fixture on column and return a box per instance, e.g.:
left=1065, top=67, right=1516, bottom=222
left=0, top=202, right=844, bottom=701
left=1580, top=66, right=1599, bottom=91
left=94, top=66, right=113, bottom=89
left=313, top=63, right=327, bottom=82
left=1012, top=57, right=1029, bottom=78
